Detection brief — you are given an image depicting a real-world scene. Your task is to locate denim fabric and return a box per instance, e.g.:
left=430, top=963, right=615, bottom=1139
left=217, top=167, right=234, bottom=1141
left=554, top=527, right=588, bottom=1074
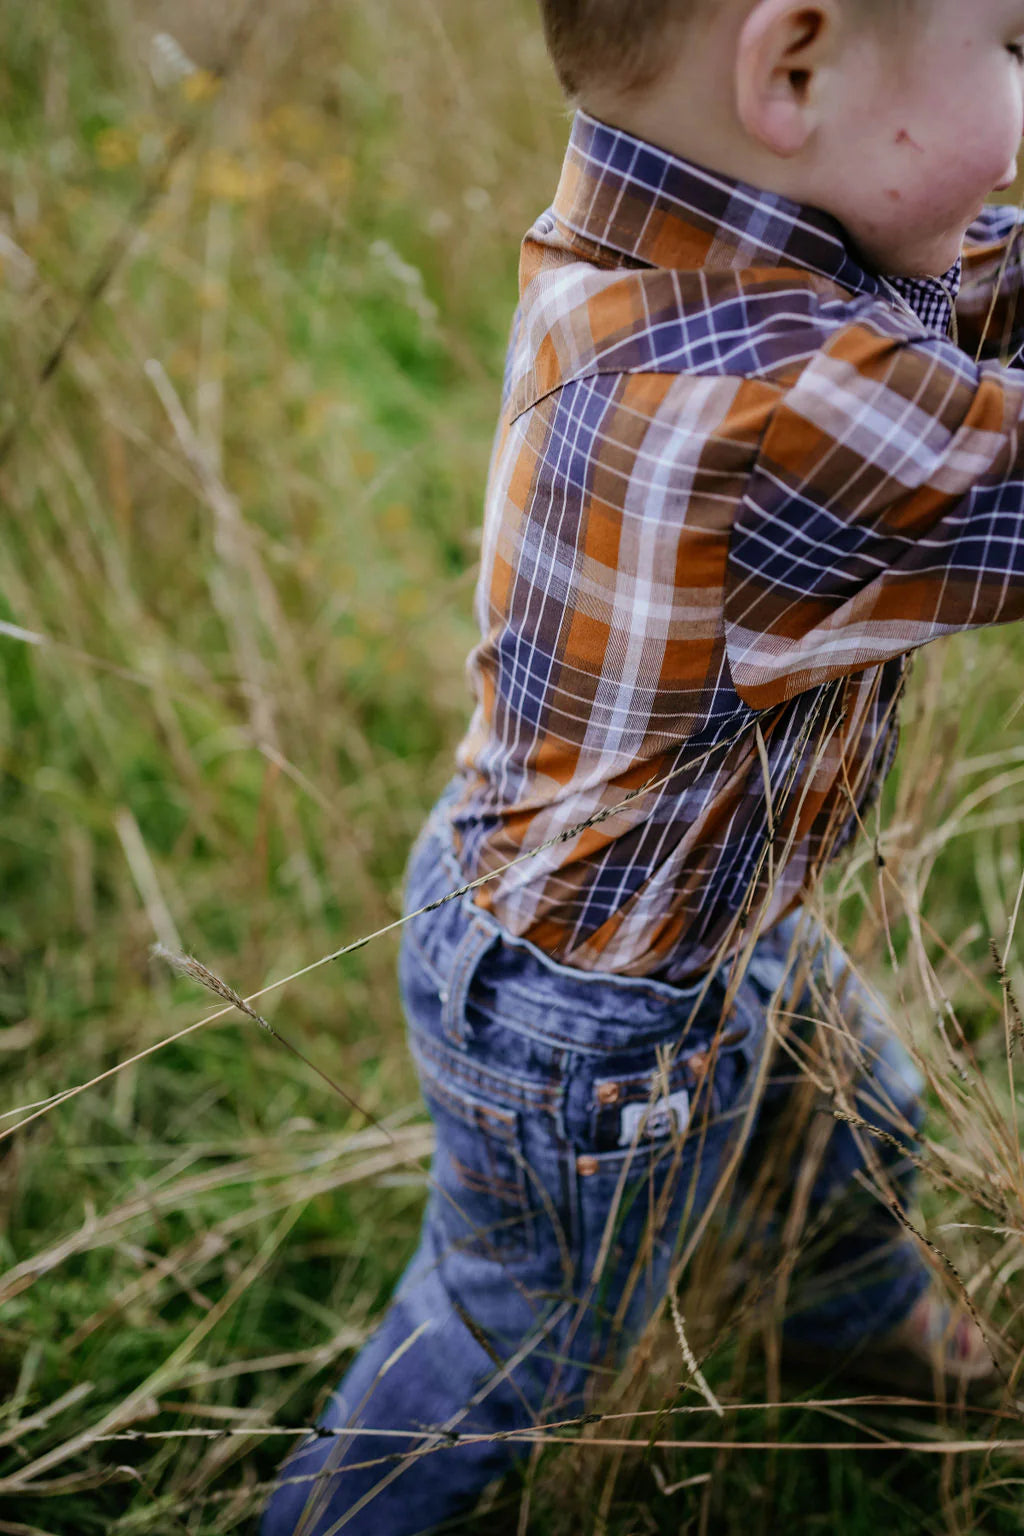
left=262, top=799, right=929, bottom=1536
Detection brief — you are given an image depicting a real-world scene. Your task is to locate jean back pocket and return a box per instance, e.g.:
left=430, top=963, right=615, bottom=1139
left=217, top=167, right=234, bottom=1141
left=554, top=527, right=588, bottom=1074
left=412, top=1038, right=534, bottom=1264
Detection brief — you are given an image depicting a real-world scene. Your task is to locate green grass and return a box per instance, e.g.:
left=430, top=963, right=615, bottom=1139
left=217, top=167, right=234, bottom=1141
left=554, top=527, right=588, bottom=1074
left=2, top=2, right=1024, bottom=1532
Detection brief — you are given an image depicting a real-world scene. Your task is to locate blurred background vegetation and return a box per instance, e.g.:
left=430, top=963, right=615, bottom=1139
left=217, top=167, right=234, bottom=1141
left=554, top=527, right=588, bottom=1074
left=3, top=2, right=1024, bottom=1531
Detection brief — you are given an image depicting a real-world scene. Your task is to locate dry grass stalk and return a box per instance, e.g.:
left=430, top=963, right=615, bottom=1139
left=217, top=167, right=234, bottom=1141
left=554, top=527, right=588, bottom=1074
left=3, top=1, right=1024, bottom=1530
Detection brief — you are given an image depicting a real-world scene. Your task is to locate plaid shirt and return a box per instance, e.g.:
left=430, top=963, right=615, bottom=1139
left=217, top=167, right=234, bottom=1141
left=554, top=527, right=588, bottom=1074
left=450, top=111, right=1024, bottom=982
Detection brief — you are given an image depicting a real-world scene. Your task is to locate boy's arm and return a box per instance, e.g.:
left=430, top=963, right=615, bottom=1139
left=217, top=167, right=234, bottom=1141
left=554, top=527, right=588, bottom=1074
left=956, top=205, right=1024, bottom=363
left=725, top=313, right=1024, bottom=709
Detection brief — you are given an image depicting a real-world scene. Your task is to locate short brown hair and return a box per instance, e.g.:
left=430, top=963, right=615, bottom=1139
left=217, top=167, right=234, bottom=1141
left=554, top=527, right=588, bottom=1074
left=538, top=0, right=690, bottom=99
left=538, top=0, right=908, bottom=101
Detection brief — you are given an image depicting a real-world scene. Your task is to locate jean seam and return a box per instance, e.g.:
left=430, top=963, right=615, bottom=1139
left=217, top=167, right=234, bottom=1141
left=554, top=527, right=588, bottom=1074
left=413, top=1055, right=521, bottom=1131
left=405, top=921, right=707, bottom=1055
left=410, top=1029, right=562, bottom=1116
left=459, top=1006, right=701, bottom=1056
left=403, top=918, right=445, bottom=987
left=421, top=1086, right=537, bottom=1264
left=442, top=918, right=495, bottom=1046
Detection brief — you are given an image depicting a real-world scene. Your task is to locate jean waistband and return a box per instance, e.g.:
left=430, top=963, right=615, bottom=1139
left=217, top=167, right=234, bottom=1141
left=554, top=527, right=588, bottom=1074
left=402, top=787, right=760, bottom=1056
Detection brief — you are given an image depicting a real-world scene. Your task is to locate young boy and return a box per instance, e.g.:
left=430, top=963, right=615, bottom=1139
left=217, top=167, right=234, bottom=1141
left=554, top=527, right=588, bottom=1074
left=264, top=1, right=1024, bottom=1530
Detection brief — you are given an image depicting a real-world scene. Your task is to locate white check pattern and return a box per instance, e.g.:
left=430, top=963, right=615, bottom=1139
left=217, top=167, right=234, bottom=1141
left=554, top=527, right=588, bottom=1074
left=448, top=113, right=1024, bottom=981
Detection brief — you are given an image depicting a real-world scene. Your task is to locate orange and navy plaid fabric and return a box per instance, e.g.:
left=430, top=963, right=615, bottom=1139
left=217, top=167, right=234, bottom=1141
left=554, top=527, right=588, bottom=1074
left=449, top=111, right=1024, bottom=982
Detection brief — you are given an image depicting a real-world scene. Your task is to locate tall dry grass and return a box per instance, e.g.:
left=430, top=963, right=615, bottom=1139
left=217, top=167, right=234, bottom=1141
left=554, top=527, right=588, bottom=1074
left=2, top=2, right=1024, bottom=1532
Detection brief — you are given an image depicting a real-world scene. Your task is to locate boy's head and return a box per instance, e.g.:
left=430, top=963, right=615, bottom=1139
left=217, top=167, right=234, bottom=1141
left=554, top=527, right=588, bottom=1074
left=539, top=0, right=1024, bottom=278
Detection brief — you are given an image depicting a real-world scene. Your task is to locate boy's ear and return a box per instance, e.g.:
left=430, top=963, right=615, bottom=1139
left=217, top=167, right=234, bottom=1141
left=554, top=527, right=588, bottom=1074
left=735, top=0, right=840, bottom=158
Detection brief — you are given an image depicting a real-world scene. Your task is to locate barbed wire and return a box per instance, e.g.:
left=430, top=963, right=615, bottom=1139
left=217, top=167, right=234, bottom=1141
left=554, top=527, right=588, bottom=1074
left=8, top=1396, right=1021, bottom=1502
left=86, top=1390, right=1024, bottom=1446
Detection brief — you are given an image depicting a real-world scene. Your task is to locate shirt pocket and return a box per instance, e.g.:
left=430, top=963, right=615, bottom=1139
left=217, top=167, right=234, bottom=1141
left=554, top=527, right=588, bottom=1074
left=411, top=1038, right=534, bottom=1265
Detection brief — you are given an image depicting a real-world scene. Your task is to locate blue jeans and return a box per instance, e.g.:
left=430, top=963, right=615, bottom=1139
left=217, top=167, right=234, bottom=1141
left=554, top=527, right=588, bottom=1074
left=263, top=799, right=929, bottom=1536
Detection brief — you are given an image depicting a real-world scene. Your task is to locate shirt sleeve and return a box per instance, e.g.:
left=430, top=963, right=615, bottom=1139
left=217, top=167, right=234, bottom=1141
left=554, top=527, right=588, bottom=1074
left=724, top=310, right=1024, bottom=709
left=956, top=205, right=1024, bottom=364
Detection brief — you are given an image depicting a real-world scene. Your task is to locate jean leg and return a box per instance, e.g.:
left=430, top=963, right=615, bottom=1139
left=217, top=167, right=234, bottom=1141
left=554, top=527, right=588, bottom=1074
left=261, top=1070, right=756, bottom=1535
left=747, top=921, right=931, bottom=1349
left=260, top=1202, right=573, bottom=1536
left=263, top=955, right=760, bottom=1531
left=262, top=954, right=585, bottom=1532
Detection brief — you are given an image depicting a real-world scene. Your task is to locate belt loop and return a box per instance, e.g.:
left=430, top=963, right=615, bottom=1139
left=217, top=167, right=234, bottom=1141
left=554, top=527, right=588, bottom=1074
left=440, top=911, right=497, bottom=1047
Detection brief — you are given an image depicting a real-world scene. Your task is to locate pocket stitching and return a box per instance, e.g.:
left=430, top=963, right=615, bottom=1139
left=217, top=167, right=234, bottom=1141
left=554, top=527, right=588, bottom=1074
left=410, top=1028, right=561, bottom=1116
left=419, top=1077, right=535, bottom=1261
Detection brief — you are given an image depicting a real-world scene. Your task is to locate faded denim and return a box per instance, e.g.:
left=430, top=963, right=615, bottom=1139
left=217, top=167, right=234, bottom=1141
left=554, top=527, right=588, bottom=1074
left=262, top=798, right=929, bottom=1536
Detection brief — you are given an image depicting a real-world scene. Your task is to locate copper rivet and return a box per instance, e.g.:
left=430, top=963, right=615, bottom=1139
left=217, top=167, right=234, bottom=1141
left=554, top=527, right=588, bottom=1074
left=596, top=1082, right=621, bottom=1106
left=689, top=1052, right=709, bottom=1079
left=576, top=1155, right=600, bottom=1177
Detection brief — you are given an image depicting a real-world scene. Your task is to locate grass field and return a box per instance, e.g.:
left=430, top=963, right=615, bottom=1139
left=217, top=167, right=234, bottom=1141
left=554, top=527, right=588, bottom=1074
left=3, top=3, right=1024, bottom=1532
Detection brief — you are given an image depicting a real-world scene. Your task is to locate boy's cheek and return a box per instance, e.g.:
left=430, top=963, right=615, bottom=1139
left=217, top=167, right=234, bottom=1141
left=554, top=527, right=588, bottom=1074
left=819, top=78, right=1020, bottom=275
left=843, top=167, right=988, bottom=277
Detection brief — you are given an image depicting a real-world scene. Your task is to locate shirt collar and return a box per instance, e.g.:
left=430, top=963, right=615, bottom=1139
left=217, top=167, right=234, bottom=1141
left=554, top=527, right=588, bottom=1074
left=554, top=112, right=960, bottom=335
